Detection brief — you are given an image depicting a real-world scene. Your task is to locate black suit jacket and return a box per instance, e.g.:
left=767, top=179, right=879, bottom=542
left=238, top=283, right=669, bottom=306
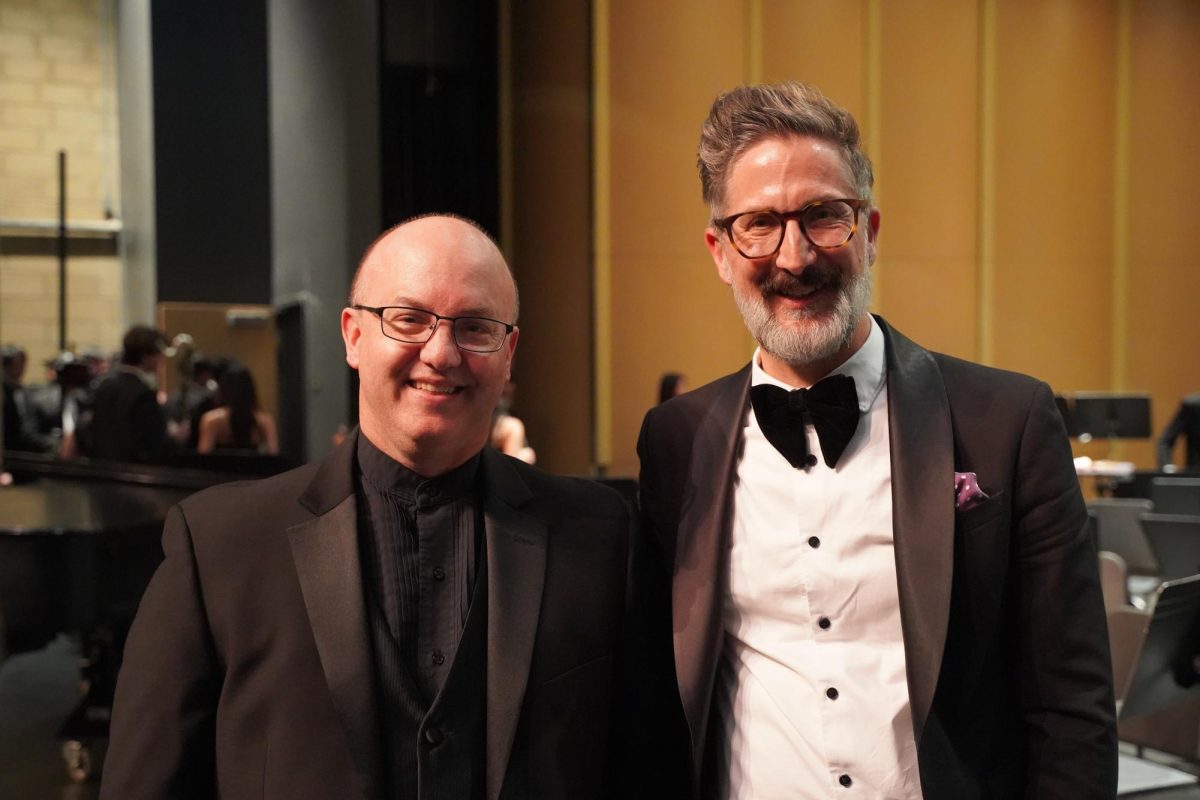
left=85, top=369, right=172, bottom=462
left=1157, top=392, right=1200, bottom=468
left=637, top=317, right=1117, bottom=799
left=101, top=430, right=632, bottom=799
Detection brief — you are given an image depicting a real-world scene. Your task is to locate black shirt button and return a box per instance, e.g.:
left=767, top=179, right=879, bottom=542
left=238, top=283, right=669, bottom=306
left=839, top=774, right=852, bottom=787
left=808, top=536, right=820, bottom=548
left=432, top=567, right=446, bottom=581
left=432, top=650, right=446, bottom=666
left=803, top=453, right=818, bottom=468
left=826, top=687, right=839, bottom=700
left=818, top=616, right=831, bottom=630
left=424, top=727, right=443, bottom=745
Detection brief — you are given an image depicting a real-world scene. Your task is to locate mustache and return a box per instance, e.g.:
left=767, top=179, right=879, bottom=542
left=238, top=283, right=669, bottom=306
left=756, top=265, right=842, bottom=297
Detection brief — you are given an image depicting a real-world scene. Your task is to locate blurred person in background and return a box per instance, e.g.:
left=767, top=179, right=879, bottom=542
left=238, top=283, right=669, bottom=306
left=657, top=372, right=688, bottom=405
left=490, top=379, right=535, bottom=463
left=196, top=364, right=278, bottom=455
left=2, top=344, right=53, bottom=453
left=80, top=325, right=177, bottom=462
left=1157, top=392, right=1200, bottom=471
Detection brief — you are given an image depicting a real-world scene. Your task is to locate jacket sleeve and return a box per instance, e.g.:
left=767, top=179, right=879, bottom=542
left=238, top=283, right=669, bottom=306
left=600, top=410, right=691, bottom=799
left=100, top=505, right=220, bottom=800
left=1014, top=382, right=1118, bottom=798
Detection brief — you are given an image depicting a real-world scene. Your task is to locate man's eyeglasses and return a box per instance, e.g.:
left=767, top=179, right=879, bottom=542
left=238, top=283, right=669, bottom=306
left=353, top=305, right=514, bottom=353
left=715, top=198, right=866, bottom=259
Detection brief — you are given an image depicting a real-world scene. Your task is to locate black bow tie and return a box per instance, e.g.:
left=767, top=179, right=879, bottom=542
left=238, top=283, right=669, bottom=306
left=750, top=374, right=861, bottom=469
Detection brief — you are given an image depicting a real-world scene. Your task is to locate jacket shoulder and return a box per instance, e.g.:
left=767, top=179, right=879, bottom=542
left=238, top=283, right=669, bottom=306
left=175, top=460, right=323, bottom=534
left=504, top=456, right=630, bottom=521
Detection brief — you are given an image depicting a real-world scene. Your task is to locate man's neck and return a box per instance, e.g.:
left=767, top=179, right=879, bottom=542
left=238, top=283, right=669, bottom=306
left=758, top=315, right=872, bottom=388
left=360, top=428, right=481, bottom=479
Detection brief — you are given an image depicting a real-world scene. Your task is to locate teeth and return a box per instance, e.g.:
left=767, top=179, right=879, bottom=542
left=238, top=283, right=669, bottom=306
left=412, top=381, right=456, bottom=394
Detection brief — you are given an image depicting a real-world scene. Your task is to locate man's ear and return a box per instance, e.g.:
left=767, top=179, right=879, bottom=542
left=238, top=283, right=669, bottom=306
left=705, top=227, right=733, bottom=286
left=865, top=207, right=881, bottom=267
left=341, top=307, right=362, bottom=369
left=504, top=326, right=520, bottom=379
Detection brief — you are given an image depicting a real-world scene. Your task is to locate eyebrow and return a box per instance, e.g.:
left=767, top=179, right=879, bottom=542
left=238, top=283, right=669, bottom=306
left=385, top=298, right=499, bottom=318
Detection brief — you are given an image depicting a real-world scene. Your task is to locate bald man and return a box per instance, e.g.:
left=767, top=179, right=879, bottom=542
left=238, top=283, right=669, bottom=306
left=103, top=215, right=650, bottom=800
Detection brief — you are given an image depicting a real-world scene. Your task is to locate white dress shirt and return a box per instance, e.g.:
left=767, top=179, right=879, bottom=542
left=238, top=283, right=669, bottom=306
left=713, top=317, right=924, bottom=799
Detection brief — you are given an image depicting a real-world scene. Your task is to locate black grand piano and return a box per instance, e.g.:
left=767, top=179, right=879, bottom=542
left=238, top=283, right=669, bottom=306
left=0, top=450, right=291, bottom=781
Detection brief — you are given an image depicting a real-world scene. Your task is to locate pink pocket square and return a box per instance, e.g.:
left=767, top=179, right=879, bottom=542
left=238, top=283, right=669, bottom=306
left=954, top=472, right=989, bottom=511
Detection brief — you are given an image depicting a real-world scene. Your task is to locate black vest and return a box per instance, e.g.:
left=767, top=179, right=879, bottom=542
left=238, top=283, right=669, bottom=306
left=368, top=552, right=488, bottom=800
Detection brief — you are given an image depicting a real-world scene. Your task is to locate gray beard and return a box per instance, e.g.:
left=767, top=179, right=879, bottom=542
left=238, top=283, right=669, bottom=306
left=733, top=264, right=873, bottom=367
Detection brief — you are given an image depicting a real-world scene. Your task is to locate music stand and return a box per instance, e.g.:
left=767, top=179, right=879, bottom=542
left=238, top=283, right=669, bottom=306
left=1151, top=477, right=1200, bottom=516
left=1140, top=513, right=1200, bottom=581
left=1119, top=574, right=1200, bottom=720
left=1071, top=393, right=1152, bottom=443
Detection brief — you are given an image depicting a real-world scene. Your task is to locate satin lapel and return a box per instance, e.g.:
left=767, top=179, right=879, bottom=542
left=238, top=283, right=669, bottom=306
left=287, top=429, right=382, bottom=800
left=879, top=318, right=955, bottom=743
left=480, top=450, right=546, bottom=800
left=673, top=366, right=750, bottom=766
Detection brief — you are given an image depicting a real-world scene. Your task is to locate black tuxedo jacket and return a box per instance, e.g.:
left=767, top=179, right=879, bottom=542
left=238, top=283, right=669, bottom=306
left=101, top=430, right=632, bottom=800
left=637, top=317, right=1117, bottom=799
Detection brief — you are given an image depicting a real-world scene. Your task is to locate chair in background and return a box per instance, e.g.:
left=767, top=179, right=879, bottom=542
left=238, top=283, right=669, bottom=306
left=1113, top=577, right=1200, bottom=762
left=1151, top=477, right=1200, bottom=516
left=1098, top=551, right=1130, bottom=612
left=1088, top=499, right=1160, bottom=604
left=1139, top=513, right=1200, bottom=582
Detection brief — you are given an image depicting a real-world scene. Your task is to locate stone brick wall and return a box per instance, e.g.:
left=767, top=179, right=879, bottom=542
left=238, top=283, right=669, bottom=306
left=0, top=0, right=123, bottom=375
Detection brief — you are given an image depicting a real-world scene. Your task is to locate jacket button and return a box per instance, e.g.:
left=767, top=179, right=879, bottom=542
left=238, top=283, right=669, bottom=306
left=839, top=774, right=852, bottom=787
left=818, top=616, right=831, bottom=630
left=433, top=567, right=446, bottom=581
left=424, top=727, right=443, bottom=745
left=432, top=650, right=446, bottom=666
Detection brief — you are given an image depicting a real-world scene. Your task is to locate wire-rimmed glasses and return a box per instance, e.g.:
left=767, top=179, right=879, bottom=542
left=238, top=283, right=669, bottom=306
left=353, top=305, right=514, bottom=353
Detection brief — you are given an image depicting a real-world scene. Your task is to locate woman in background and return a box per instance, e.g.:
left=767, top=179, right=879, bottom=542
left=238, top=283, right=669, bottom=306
left=196, top=365, right=278, bottom=455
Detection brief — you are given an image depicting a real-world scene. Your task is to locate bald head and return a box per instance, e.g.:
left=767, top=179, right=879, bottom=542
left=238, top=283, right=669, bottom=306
left=351, top=214, right=518, bottom=322
left=341, top=213, right=521, bottom=475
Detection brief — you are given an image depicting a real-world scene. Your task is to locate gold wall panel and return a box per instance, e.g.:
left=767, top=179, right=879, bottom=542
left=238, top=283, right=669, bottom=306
left=1124, top=0, right=1200, bottom=467
left=588, top=0, right=1197, bottom=473
left=604, top=0, right=749, bottom=475
left=507, top=0, right=594, bottom=474
left=990, top=0, right=1117, bottom=393
left=877, top=0, right=980, bottom=359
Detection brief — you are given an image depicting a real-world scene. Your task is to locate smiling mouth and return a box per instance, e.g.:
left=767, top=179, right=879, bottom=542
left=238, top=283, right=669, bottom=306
left=410, top=381, right=462, bottom=395
left=774, top=285, right=820, bottom=300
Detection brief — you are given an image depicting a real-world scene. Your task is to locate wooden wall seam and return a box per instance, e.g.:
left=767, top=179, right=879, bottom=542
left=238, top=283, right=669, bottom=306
left=977, top=0, right=997, bottom=365
left=745, top=0, right=763, bottom=83
left=1112, top=0, right=1132, bottom=393
left=591, top=0, right=612, bottom=470
left=497, top=0, right=514, bottom=258
left=865, top=0, right=884, bottom=309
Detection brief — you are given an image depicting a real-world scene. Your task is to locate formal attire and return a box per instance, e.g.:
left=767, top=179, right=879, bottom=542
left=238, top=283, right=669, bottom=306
left=83, top=366, right=172, bottom=461
left=637, top=316, right=1117, bottom=799
left=2, top=375, right=52, bottom=452
left=1157, top=392, right=1200, bottom=468
left=101, top=428, right=634, bottom=800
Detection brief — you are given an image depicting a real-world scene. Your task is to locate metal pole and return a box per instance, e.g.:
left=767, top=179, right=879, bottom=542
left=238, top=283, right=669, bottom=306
left=58, top=149, right=68, bottom=352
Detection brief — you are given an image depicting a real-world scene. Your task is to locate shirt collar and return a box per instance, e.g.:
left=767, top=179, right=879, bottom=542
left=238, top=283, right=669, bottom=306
left=355, top=432, right=480, bottom=506
left=750, top=315, right=887, bottom=414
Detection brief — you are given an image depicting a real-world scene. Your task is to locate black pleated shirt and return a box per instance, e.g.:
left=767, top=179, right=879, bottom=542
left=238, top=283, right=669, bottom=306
left=354, top=434, right=482, bottom=703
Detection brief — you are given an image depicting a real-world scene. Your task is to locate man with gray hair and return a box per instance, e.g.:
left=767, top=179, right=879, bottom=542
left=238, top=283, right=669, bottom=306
left=637, top=82, right=1116, bottom=798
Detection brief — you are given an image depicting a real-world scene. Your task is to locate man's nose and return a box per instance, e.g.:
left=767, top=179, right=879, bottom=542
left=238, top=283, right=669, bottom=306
left=420, top=320, right=462, bottom=368
left=774, top=218, right=817, bottom=274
